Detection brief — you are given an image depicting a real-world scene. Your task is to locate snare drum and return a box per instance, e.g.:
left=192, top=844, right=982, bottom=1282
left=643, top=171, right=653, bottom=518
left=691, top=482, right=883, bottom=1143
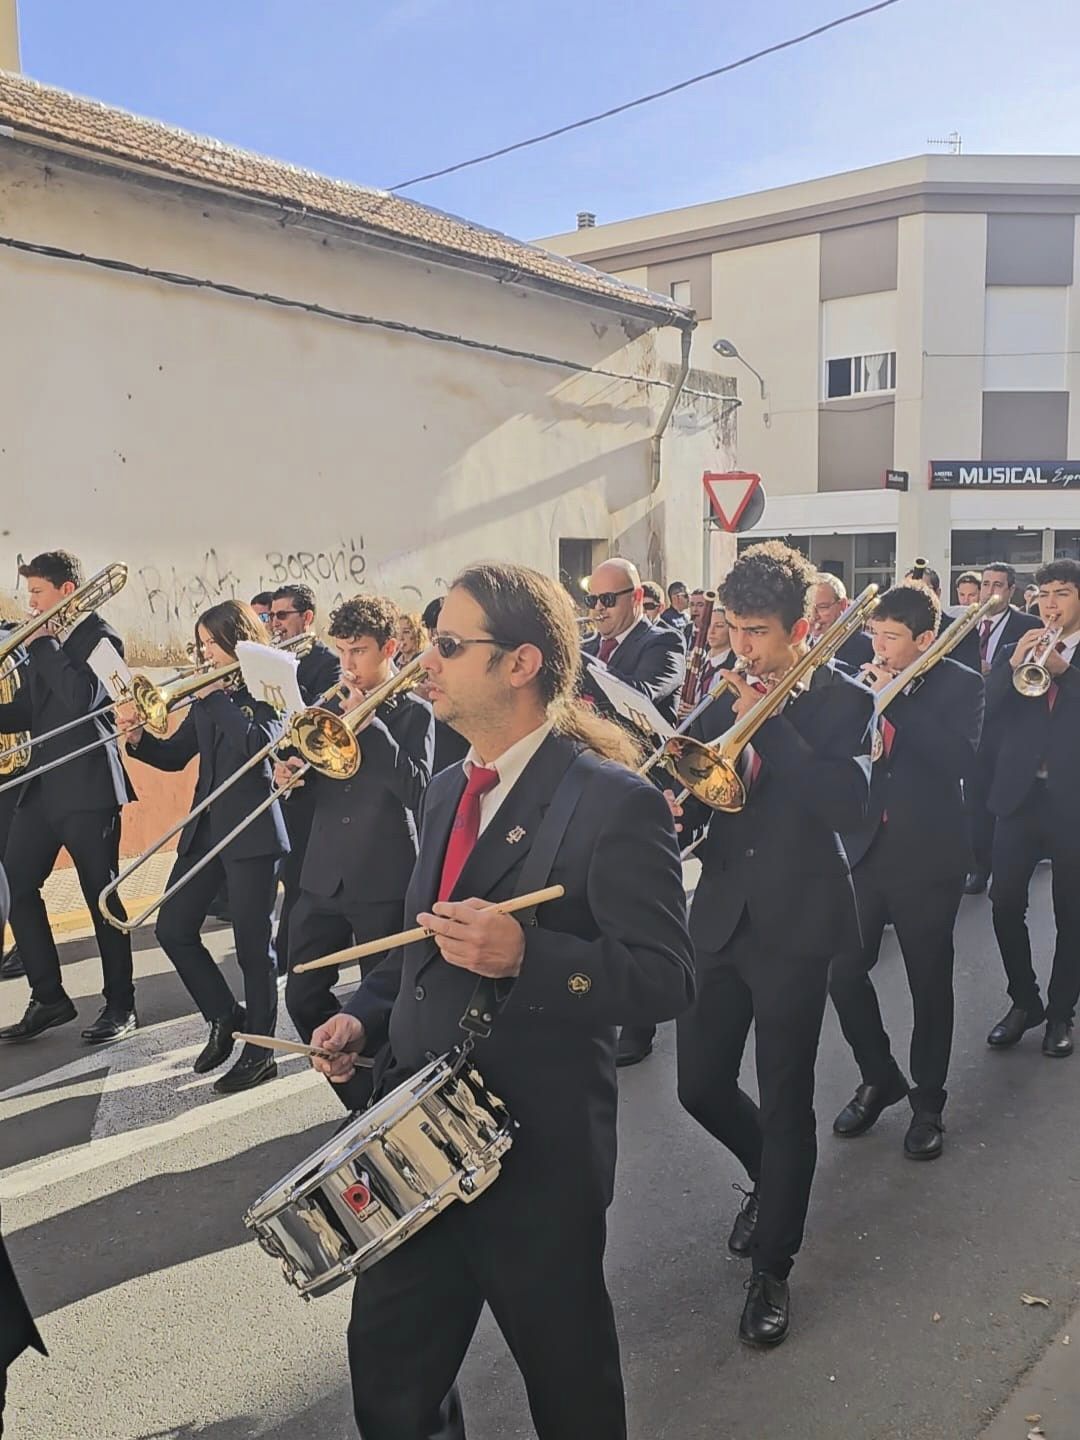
left=244, top=1050, right=513, bottom=1299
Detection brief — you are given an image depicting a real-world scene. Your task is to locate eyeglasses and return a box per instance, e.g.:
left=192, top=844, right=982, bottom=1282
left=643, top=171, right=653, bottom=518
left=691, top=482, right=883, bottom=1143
left=584, top=587, right=635, bottom=610
left=269, top=609, right=303, bottom=620
left=430, top=633, right=513, bottom=660
left=643, top=600, right=660, bottom=612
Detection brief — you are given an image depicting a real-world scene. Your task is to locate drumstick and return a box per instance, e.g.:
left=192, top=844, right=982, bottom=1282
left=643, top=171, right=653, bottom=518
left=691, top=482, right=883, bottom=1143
left=234, top=1032, right=375, bottom=1067
left=293, top=884, right=566, bottom=974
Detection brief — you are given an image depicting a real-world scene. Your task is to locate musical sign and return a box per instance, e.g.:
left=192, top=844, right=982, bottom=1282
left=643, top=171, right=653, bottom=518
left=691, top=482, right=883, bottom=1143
left=930, top=461, right=1080, bottom=490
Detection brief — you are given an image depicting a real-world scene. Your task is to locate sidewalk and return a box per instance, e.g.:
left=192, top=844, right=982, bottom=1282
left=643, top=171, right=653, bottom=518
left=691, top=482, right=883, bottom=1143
left=979, top=1301, right=1079, bottom=1440
left=4, top=850, right=176, bottom=943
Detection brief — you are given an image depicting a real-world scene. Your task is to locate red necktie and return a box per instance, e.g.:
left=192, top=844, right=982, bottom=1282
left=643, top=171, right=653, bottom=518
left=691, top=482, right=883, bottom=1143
left=437, top=765, right=499, bottom=902
left=1047, top=642, right=1065, bottom=712
left=747, top=680, right=768, bottom=788
left=978, top=619, right=994, bottom=662
left=882, top=718, right=896, bottom=756
left=598, top=636, right=618, bottom=664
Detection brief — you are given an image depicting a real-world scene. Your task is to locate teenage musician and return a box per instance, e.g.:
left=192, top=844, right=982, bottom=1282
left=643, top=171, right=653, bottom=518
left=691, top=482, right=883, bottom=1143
left=0, top=551, right=137, bottom=1045
left=267, top=585, right=340, bottom=977
left=696, top=607, right=735, bottom=702
left=674, top=541, right=873, bottom=1348
left=829, top=584, right=984, bottom=1159
left=122, top=600, right=288, bottom=1094
left=985, top=559, right=1080, bottom=1058
left=280, top=595, right=433, bottom=1114
left=310, top=562, right=694, bottom=1440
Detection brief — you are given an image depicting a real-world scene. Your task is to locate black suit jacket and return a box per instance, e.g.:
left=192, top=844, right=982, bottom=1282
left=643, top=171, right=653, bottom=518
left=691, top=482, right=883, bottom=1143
left=128, top=686, right=288, bottom=861
left=841, top=658, right=984, bottom=880
left=829, top=627, right=874, bottom=676
left=301, top=691, right=433, bottom=904
left=581, top=616, right=686, bottom=722
left=985, top=640, right=1080, bottom=820
left=432, top=719, right=469, bottom=775
left=659, top=608, right=693, bottom=646
left=687, top=662, right=874, bottom=958
left=0, top=612, right=136, bottom=815
left=346, top=731, right=695, bottom=1213
left=296, top=640, right=341, bottom=706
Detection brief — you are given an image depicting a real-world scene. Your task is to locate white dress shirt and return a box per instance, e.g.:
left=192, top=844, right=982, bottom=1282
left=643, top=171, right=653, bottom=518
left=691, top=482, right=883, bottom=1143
left=462, top=720, right=554, bottom=836
left=981, top=607, right=1017, bottom=666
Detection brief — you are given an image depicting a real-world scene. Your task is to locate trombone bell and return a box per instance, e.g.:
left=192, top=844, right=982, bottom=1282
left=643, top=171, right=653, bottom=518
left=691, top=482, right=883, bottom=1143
left=289, top=710, right=361, bottom=780
left=663, top=738, right=746, bottom=813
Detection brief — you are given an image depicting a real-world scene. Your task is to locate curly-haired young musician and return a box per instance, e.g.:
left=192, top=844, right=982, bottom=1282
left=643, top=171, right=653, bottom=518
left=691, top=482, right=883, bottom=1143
left=123, top=600, right=287, bottom=1094
left=311, top=563, right=694, bottom=1440
left=829, top=584, right=984, bottom=1160
left=674, top=541, right=873, bottom=1348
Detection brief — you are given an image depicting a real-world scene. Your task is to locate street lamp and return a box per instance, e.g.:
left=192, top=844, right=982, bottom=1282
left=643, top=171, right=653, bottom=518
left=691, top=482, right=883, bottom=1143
left=712, top=338, right=770, bottom=426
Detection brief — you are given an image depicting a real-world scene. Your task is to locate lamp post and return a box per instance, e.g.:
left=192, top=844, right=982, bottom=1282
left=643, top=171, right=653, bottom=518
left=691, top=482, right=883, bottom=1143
left=712, top=338, right=769, bottom=427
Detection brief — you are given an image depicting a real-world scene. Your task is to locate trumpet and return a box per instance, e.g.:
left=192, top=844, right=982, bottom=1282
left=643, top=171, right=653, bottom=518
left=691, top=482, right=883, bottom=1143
left=1013, top=627, right=1062, bottom=697
left=99, top=656, right=427, bottom=932
left=661, top=585, right=880, bottom=812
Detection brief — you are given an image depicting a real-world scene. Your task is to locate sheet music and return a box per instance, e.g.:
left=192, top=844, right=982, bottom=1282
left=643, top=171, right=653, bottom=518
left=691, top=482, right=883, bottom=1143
left=582, top=656, right=675, bottom=740
left=87, top=639, right=134, bottom=702
left=236, top=641, right=304, bottom=716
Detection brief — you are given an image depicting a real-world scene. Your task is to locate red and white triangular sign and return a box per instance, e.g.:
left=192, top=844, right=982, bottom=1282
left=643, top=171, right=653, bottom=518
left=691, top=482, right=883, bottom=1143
left=702, top=471, right=762, bottom=532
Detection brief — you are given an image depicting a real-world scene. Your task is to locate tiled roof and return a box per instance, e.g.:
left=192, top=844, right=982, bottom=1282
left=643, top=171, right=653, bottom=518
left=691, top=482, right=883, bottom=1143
left=0, top=70, right=692, bottom=327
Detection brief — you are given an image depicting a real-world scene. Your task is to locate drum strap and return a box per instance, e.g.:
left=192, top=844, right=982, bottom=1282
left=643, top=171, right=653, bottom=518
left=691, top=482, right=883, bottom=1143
left=458, top=750, right=591, bottom=1043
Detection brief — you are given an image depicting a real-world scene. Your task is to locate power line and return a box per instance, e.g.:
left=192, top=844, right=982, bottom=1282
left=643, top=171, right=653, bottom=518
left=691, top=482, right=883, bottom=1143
left=389, top=0, right=902, bottom=191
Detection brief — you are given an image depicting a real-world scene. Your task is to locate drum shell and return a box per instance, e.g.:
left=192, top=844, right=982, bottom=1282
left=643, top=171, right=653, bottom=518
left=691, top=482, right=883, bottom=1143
left=244, top=1053, right=513, bottom=1298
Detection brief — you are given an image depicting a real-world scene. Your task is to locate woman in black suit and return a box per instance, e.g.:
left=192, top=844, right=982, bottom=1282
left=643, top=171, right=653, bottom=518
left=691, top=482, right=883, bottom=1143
left=122, top=600, right=288, bottom=1094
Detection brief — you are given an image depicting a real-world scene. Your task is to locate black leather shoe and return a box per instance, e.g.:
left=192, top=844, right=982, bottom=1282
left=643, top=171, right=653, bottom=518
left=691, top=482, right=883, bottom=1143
left=0, top=995, right=78, bottom=1041
left=963, top=870, right=988, bottom=895
left=193, top=1005, right=245, bottom=1074
left=739, top=1273, right=790, bottom=1348
left=728, top=1184, right=759, bottom=1257
left=904, top=1111, right=944, bottom=1160
left=833, top=1070, right=909, bottom=1137
left=82, top=1007, right=138, bottom=1043
left=0, top=947, right=25, bottom=979
left=212, top=1051, right=277, bottom=1094
left=616, top=1025, right=655, bottom=1068
left=1042, top=1020, right=1074, bottom=1058
left=987, top=1004, right=1045, bottom=1048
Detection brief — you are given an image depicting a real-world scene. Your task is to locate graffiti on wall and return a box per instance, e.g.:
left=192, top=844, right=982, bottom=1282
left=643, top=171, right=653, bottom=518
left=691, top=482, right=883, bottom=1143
left=261, top=536, right=366, bottom=599
left=138, top=549, right=244, bottom=624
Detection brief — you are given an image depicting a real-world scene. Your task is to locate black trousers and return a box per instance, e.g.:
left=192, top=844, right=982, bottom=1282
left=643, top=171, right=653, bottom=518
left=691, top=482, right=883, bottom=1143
left=990, top=781, right=1080, bottom=1023
left=347, top=1193, right=625, bottom=1440
left=5, top=796, right=133, bottom=1010
left=274, top=794, right=316, bottom=975
left=676, top=912, right=830, bottom=1280
left=967, top=744, right=997, bottom=877
left=829, top=831, right=963, bottom=1114
left=285, top=889, right=402, bottom=1112
left=155, top=847, right=278, bottom=1037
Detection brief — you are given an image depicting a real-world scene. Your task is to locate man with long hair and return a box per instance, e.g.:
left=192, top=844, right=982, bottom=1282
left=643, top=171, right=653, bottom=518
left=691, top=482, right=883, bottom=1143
left=312, top=562, right=695, bottom=1440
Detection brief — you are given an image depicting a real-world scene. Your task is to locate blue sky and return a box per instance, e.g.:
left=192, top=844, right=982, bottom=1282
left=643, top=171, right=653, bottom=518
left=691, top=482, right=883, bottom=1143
left=16, top=0, right=1080, bottom=240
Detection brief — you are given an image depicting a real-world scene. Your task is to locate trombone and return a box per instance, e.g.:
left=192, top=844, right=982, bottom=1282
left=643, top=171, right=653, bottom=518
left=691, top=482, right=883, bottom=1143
left=99, top=656, right=427, bottom=932
left=0, top=632, right=314, bottom=794
left=659, top=584, right=880, bottom=812
left=869, top=596, right=1000, bottom=714
left=1013, top=627, right=1062, bottom=698
left=636, top=661, right=748, bottom=780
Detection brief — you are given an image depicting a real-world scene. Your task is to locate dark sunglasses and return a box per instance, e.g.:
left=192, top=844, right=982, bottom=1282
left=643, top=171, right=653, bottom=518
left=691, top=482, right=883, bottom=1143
left=430, top=634, right=512, bottom=660
left=584, top=587, right=635, bottom=610
left=643, top=600, right=660, bottom=612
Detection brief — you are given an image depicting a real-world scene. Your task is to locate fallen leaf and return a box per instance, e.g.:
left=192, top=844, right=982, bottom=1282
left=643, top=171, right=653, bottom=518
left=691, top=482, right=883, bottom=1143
left=1021, top=1293, right=1051, bottom=1307
left=1024, top=1416, right=1041, bottom=1425
left=932, top=1312, right=942, bottom=1323
left=1027, top=1428, right=1045, bottom=1439
left=1063, top=1334, right=1071, bottom=1345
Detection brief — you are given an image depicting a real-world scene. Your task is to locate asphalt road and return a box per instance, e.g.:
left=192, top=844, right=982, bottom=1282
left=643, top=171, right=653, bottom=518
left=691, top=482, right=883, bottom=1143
left=2, top=869, right=1079, bottom=1440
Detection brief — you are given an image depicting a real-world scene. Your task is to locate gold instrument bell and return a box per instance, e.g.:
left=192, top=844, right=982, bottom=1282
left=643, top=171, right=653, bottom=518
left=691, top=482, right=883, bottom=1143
left=287, top=655, right=427, bottom=780
left=1012, top=628, right=1062, bottom=698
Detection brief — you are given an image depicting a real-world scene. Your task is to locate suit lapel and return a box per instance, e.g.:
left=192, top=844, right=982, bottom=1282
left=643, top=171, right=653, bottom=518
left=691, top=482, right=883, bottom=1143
left=414, top=767, right=467, bottom=912
left=610, top=618, right=649, bottom=675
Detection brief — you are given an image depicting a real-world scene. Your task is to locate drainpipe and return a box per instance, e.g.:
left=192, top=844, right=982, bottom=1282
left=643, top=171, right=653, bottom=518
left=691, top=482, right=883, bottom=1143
left=649, top=324, right=693, bottom=494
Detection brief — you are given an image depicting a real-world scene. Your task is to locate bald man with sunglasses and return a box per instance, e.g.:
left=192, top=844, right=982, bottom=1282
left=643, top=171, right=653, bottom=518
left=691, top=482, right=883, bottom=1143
left=580, top=559, right=685, bottom=726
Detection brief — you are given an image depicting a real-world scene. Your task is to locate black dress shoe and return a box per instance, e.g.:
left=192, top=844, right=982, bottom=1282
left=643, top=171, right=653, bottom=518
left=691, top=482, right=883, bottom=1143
left=0, top=995, right=78, bottom=1041
left=728, top=1184, right=759, bottom=1257
left=739, top=1272, right=790, bottom=1348
left=82, top=1007, right=138, bottom=1043
left=1042, top=1020, right=1074, bottom=1058
left=963, top=870, right=988, bottom=895
left=0, top=946, right=25, bottom=979
left=904, top=1111, right=944, bottom=1160
left=193, top=1005, right=245, bottom=1074
left=833, top=1070, right=909, bottom=1137
left=987, top=1004, right=1045, bottom=1048
left=615, top=1025, right=655, bottom=1068
left=212, top=1050, right=277, bottom=1094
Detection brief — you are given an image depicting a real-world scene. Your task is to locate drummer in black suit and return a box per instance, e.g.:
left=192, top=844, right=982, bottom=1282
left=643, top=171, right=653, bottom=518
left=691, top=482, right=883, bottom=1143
left=829, top=584, right=984, bottom=1160
left=267, top=584, right=341, bottom=976
left=122, top=600, right=288, bottom=1094
left=312, top=562, right=694, bottom=1440
left=674, top=542, right=873, bottom=1348
left=809, top=572, right=873, bottom=674
left=0, top=550, right=137, bottom=1045
left=580, top=557, right=685, bottom=723
left=281, top=595, right=432, bottom=1113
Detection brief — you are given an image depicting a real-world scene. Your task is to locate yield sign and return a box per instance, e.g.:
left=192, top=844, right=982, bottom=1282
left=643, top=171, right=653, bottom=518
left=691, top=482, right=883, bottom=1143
left=702, top=471, right=763, bottom=532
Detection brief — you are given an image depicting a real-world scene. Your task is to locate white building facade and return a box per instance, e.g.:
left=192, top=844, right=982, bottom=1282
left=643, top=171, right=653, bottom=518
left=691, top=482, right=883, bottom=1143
left=544, top=156, right=1080, bottom=597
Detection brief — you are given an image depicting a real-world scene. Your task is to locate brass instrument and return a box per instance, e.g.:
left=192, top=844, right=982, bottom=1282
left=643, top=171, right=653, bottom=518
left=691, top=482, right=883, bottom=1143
left=1013, top=627, right=1063, bottom=698
left=871, top=597, right=999, bottom=714
left=661, top=585, right=880, bottom=812
left=100, top=656, right=426, bottom=932
left=0, top=652, right=30, bottom=778
left=637, top=661, right=748, bottom=780
left=0, top=563, right=128, bottom=670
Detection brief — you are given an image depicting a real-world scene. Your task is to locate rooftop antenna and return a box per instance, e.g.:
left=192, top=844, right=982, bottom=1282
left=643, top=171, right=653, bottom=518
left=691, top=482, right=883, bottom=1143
left=927, top=131, right=962, bottom=154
